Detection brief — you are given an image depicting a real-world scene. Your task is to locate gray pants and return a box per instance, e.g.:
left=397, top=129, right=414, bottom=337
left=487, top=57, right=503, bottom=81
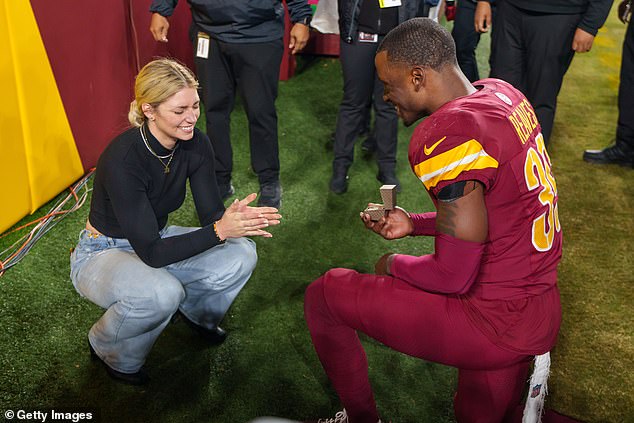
left=70, top=226, right=257, bottom=373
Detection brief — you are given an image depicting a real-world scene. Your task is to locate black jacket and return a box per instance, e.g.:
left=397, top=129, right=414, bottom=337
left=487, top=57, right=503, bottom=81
left=150, top=0, right=313, bottom=43
left=506, top=0, right=613, bottom=36
left=338, top=0, right=420, bottom=43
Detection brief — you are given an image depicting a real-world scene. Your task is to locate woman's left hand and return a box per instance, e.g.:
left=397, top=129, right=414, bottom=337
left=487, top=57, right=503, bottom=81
left=215, top=193, right=281, bottom=240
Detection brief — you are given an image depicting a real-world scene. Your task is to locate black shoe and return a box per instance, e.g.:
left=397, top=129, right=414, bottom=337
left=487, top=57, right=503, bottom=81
left=175, top=311, right=228, bottom=345
left=257, top=181, right=282, bottom=208
left=377, top=172, right=401, bottom=192
left=89, top=341, right=149, bottom=385
left=583, top=143, right=634, bottom=168
left=330, top=166, right=349, bottom=194
left=218, top=182, right=236, bottom=201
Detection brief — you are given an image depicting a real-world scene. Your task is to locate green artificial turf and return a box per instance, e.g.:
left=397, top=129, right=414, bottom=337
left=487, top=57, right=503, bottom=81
left=1, top=10, right=632, bottom=423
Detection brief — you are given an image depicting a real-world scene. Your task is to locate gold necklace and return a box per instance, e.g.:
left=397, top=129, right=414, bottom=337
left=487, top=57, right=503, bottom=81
left=140, top=125, right=178, bottom=174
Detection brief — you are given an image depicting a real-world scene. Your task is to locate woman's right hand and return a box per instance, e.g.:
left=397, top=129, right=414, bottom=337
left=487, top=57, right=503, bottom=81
left=215, top=193, right=281, bottom=240
left=360, top=205, right=414, bottom=240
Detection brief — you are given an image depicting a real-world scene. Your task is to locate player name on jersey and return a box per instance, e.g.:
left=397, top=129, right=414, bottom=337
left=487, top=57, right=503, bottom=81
left=508, top=98, right=539, bottom=145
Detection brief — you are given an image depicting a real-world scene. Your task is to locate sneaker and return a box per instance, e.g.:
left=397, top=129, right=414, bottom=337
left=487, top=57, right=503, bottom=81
left=377, top=172, right=401, bottom=192
left=307, top=409, right=348, bottom=423
left=258, top=181, right=282, bottom=208
left=218, top=182, right=236, bottom=200
left=583, top=143, right=634, bottom=168
left=330, top=166, right=349, bottom=194
left=305, top=409, right=383, bottom=423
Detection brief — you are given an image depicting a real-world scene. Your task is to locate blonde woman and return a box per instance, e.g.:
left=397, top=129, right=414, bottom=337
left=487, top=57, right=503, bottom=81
left=70, top=59, right=280, bottom=385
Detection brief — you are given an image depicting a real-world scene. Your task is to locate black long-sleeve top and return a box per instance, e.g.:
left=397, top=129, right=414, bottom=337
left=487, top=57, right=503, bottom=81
left=505, top=0, right=613, bottom=36
left=89, top=126, right=225, bottom=268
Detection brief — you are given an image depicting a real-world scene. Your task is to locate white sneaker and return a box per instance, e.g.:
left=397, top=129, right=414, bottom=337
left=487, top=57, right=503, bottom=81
left=314, top=409, right=383, bottom=423
left=317, top=409, right=348, bottom=423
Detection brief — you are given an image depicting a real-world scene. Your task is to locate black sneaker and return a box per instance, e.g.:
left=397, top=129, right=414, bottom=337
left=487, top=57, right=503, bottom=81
left=89, top=341, right=150, bottom=385
left=174, top=311, right=228, bottom=345
left=583, top=143, right=634, bottom=168
left=330, top=166, right=349, bottom=194
left=258, top=181, right=282, bottom=208
left=218, top=182, right=236, bottom=200
left=377, top=172, right=401, bottom=192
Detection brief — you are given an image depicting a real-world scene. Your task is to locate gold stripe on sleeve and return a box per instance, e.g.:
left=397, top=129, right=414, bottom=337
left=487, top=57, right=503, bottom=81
left=413, top=139, right=498, bottom=190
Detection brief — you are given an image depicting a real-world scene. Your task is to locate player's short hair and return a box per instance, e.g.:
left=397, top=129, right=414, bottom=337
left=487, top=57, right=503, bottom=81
left=377, top=18, right=457, bottom=70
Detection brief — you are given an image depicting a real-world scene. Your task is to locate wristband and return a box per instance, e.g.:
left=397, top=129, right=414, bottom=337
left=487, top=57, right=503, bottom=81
left=213, top=221, right=225, bottom=243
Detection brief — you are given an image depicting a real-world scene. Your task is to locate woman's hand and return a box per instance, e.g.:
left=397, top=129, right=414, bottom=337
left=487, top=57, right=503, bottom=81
left=360, top=206, right=414, bottom=240
left=215, top=193, right=281, bottom=240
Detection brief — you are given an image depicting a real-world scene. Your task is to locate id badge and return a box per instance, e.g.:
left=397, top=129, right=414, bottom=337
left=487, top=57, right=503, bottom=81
left=358, top=31, right=379, bottom=43
left=379, top=0, right=402, bottom=8
left=196, top=32, right=210, bottom=59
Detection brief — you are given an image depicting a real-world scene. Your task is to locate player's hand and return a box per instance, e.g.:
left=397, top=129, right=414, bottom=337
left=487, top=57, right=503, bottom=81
left=374, top=253, right=396, bottom=275
left=289, top=23, right=310, bottom=55
left=572, top=28, right=595, bottom=53
left=474, top=1, right=492, bottom=33
left=150, top=13, right=170, bottom=42
left=360, top=206, right=414, bottom=240
left=215, top=193, right=281, bottom=239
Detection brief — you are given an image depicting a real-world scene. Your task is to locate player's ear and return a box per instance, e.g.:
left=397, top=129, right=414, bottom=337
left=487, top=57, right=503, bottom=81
left=411, top=66, right=425, bottom=91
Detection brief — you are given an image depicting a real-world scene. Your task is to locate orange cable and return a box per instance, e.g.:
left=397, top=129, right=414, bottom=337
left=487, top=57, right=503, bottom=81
left=0, top=170, right=95, bottom=277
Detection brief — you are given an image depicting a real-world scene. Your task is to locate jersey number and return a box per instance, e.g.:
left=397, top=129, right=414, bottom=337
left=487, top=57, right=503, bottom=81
left=524, top=133, right=561, bottom=252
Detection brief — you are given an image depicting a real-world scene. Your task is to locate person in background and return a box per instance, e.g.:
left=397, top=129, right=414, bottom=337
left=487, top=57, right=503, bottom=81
left=150, top=0, right=314, bottom=208
left=329, top=0, right=420, bottom=194
left=584, top=0, right=634, bottom=168
left=70, top=59, right=281, bottom=385
left=452, top=0, right=496, bottom=82
left=304, top=19, right=562, bottom=422
left=484, top=0, right=612, bottom=145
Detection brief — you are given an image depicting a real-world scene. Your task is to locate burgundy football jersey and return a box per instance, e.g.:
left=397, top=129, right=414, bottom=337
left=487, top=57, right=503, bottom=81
left=408, top=79, right=563, bottom=352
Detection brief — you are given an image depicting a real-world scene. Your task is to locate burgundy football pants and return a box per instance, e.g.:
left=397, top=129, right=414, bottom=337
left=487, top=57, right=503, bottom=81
left=304, top=268, right=531, bottom=423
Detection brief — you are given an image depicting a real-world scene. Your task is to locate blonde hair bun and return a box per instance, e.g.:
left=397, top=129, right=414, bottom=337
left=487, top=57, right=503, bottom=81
left=128, top=100, right=145, bottom=127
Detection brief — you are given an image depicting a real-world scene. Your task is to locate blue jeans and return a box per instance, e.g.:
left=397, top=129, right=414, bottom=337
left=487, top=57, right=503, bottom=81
left=70, top=226, right=257, bottom=373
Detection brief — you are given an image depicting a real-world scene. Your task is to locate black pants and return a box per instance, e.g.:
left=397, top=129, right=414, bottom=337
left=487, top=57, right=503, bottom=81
left=617, top=17, right=634, bottom=153
left=333, top=36, right=398, bottom=174
left=194, top=37, right=283, bottom=186
left=490, top=1, right=581, bottom=144
left=452, top=0, right=482, bottom=82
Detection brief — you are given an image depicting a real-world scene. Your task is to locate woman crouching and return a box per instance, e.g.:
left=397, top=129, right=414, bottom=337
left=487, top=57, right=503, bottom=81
left=70, top=58, right=280, bottom=385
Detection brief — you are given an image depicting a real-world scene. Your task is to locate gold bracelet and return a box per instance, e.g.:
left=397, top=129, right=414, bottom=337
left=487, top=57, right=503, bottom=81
left=213, top=221, right=225, bottom=243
